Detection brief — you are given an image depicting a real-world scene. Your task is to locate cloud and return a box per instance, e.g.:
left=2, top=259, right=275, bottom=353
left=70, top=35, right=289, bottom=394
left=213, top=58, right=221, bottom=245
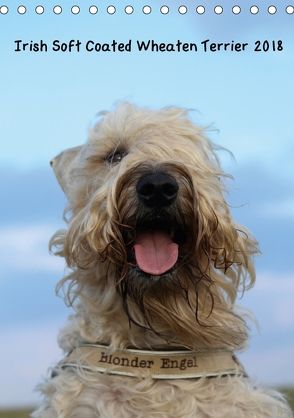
left=0, top=322, right=64, bottom=408
left=255, top=273, right=294, bottom=292
left=0, top=167, right=66, bottom=225
left=0, top=224, right=64, bottom=274
left=242, top=273, right=294, bottom=332
left=223, top=162, right=294, bottom=273
left=257, top=199, right=294, bottom=219
left=0, top=223, right=68, bottom=328
left=240, top=345, right=294, bottom=386
left=226, top=162, right=292, bottom=207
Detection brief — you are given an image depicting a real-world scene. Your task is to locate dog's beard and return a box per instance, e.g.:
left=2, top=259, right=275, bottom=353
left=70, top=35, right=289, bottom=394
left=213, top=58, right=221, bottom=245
left=114, top=193, right=214, bottom=333
left=118, top=248, right=214, bottom=335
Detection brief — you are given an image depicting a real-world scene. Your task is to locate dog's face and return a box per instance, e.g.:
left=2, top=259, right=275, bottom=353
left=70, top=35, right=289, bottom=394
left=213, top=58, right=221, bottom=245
left=51, top=103, right=258, bottom=337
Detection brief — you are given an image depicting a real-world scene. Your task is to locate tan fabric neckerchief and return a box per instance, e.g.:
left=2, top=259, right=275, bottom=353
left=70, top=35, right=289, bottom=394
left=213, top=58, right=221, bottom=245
left=58, top=344, right=246, bottom=380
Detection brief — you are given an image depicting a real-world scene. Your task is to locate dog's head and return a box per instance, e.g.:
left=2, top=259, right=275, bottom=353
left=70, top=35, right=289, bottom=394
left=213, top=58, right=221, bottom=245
left=51, top=103, right=258, bottom=343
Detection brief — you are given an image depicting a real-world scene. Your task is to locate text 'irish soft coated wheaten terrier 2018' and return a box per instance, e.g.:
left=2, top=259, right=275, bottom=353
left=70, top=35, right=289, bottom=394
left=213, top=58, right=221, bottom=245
left=33, top=103, right=292, bottom=418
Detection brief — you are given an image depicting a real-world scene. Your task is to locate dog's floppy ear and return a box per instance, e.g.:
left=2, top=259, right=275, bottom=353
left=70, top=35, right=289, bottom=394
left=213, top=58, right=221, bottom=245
left=50, top=146, right=82, bottom=196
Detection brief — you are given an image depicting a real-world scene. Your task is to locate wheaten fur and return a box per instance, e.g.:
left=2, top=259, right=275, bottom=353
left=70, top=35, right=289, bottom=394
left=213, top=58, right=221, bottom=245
left=33, top=103, right=292, bottom=418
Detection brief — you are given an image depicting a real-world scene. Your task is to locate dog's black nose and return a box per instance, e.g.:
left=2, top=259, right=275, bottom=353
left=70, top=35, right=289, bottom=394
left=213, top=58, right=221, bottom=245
left=136, top=171, right=179, bottom=208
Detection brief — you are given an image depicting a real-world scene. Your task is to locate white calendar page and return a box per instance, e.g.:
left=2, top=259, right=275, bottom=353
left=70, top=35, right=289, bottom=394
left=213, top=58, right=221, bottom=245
left=0, top=1, right=293, bottom=409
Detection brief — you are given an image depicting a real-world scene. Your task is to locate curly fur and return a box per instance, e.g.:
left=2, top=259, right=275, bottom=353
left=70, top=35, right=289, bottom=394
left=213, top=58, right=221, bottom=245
left=33, top=103, right=292, bottom=418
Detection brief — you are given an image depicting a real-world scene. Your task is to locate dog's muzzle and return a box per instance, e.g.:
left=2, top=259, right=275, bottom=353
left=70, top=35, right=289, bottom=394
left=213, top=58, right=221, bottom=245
left=130, top=171, right=181, bottom=276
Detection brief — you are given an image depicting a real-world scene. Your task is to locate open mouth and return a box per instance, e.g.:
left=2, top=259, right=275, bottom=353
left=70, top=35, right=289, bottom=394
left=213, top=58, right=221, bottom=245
left=128, top=216, right=186, bottom=277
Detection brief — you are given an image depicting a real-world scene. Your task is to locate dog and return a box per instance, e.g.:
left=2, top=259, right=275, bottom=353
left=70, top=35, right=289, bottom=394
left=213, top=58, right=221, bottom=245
left=33, top=103, right=292, bottom=418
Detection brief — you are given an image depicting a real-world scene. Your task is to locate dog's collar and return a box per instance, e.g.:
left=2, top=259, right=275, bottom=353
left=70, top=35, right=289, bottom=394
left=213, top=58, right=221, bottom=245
left=57, top=343, right=246, bottom=380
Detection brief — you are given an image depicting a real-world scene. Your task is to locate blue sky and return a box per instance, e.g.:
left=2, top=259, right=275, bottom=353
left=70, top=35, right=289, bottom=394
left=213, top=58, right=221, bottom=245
left=0, top=1, right=294, bottom=407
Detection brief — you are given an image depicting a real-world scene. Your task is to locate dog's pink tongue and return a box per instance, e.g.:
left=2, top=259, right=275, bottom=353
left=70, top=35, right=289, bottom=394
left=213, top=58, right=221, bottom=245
left=134, top=232, right=178, bottom=275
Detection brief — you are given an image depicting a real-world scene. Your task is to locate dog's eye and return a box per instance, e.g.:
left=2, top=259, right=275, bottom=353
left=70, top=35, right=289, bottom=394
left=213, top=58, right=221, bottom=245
left=106, top=149, right=127, bottom=165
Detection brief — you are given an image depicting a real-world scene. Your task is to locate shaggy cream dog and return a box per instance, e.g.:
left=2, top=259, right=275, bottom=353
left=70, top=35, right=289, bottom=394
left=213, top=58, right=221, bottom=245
left=33, top=103, right=292, bottom=418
